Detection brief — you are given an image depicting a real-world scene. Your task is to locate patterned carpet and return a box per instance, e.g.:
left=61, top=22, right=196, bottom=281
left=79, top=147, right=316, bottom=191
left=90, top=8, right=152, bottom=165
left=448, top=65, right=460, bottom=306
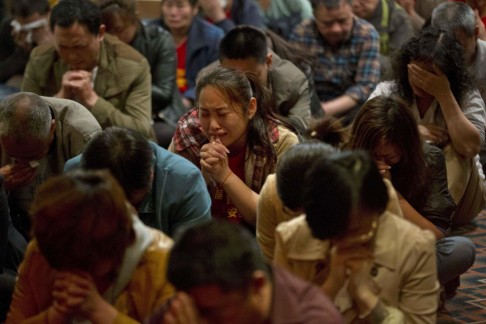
left=438, top=210, right=486, bottom=323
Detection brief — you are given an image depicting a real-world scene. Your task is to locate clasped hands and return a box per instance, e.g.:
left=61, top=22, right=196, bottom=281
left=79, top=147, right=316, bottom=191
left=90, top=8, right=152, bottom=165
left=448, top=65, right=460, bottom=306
left=200, top=137, right=232, bottom=185
left=48, top=271, right=117, bottom=323
left=324, top=244, right=380, bottom=317
left=56, top=70, right=98, bottom=108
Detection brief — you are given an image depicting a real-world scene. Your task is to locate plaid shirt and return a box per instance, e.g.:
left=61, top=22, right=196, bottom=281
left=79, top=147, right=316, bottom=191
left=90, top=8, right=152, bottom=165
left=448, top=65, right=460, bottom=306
left=289, top=17, right=380, bottom=104
left=172, top=108, right=282, bottom=193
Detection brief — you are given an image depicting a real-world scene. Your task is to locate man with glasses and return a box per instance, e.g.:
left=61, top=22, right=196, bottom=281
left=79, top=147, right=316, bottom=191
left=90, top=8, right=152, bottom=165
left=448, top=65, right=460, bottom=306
left=289, top=0, right=380, bottom=125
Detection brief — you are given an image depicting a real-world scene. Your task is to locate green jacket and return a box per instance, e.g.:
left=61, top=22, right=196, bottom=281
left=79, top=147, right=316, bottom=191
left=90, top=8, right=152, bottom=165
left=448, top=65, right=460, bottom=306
left=21, top=35, right=154, bottom=139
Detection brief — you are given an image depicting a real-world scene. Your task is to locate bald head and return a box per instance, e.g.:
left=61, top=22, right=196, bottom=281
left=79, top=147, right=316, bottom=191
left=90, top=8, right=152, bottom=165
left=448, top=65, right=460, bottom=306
left=0, top=92, right=53, bottom=143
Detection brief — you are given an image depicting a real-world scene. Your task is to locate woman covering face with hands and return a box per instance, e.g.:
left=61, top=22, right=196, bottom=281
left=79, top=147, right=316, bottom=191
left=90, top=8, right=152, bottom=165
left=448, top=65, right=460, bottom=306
left=169, top=66, right=298, bottom=227
left=370, top=27, right=486, bottom=226
left=274, top=150, right=439, bottom=323
left=6, top=170, right=175, bottom=323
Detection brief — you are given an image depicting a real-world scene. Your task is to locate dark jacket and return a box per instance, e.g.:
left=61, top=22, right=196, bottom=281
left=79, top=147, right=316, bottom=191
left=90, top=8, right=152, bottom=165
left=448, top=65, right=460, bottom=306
left=420, top=143, right=456, bottom=235
left=130, top=22, right=186, bottom=123
left=0, top=18, right=30, bottom=83
left=152, top=17, right=224, bottom=101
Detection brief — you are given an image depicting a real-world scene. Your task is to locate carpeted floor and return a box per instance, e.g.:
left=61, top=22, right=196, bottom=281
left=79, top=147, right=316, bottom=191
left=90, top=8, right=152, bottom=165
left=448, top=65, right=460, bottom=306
left=438, top=210, right=486, bottom=323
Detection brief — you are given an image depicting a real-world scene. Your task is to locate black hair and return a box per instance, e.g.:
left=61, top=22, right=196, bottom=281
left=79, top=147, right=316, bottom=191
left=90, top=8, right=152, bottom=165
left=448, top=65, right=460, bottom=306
left=276, top=142, right=337, bottom=211
left=303, top=150, right=388, bottom=240
left=80, top=127, right=153, bottom=202
left=219, top=25, right=268, bottom=63
left=50, top=0, right=101, bottom=35
left=11, top=0, right=49, bottom=18
left=168, top=220, right=269, bottom=292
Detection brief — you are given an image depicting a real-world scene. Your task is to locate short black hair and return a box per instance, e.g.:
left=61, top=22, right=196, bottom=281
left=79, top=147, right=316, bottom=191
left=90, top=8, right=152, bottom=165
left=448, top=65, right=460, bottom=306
left=276, top=142, right=337, bottom=211
left=168, top=220, right=269, bottom=292
left=50, top=0, right=101, bottom=35
left=80, top=127, right=153, bottom=201
left=303, top=150, right=388, bottom=240
left=219, top=25, right=268, bottom=63
left=11, top=0, right=49, bottom=18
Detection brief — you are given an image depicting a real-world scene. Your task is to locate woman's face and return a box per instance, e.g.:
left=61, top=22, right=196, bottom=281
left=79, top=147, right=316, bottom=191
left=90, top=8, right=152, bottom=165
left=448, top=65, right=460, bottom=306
left=198, top=85, right=256, bottom=151
left=408, top=59, right=434, bottom=99
left=161, top=0, right=198, bottom=33
left=373, top=140, right=402, bottom=166
left=102, top=11, right=138, bottom=44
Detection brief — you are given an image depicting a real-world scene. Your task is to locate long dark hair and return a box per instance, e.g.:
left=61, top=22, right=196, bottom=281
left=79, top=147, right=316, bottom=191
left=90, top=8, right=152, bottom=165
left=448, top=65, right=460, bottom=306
left=391, top=27, right=474, bottom=106
left=348, top=95, right=429, bottom=207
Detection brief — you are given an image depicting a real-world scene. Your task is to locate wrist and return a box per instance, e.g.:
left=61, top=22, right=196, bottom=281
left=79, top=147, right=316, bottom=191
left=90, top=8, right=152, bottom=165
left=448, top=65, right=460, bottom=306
left=85, top=93, right=99, bottom=109
left=89, top=301, right=117, bottom=324
left=219, top=170, right=233, bottom=185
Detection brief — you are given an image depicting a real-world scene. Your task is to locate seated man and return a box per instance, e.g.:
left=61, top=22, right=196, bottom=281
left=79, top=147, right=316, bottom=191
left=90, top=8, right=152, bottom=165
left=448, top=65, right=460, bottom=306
left=0, top=92, right=101, bottom=238
left=21, top=0, right=154, bottom=139
left=351, top=0, right=413, bottom=76
left=148, top=220, right=343, bottom=324
left=289, top=0, right=380, bottom=124
left=432, top=1, right=486, bottom=176
left=202, top=25, right=312, bottom=132
left=64, top=127, right=211, bottom=237
left=0, top=0, right=53, bottom=98
left=198, top=0, right=265, bottom=33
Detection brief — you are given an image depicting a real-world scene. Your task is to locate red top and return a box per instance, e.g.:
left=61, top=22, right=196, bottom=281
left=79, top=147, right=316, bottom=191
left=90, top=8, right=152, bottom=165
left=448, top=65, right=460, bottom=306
left=176, top=40, right=188, bottom=93
left=210, top=148, right=246, bottom=224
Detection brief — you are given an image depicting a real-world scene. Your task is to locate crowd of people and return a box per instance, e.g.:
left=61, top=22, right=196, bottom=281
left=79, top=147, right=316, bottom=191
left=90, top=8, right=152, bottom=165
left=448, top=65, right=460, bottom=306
left=0, top=0, right=485, bottom=322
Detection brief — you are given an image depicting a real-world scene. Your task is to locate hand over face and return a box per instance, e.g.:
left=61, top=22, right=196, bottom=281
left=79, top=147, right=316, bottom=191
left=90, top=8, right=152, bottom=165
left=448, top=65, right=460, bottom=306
left=164, top=292, right=203, bottom=324
left=324, top=244, right=374, bottom=294
left=198, top=0, right=227, bottom=22
left=53, top=271, right=116, bottom=323
left=0, top=163, right=37, bottom=191
left=408, top=63, right=451, bottom=100
left=375, top=160, right=392, bottom=181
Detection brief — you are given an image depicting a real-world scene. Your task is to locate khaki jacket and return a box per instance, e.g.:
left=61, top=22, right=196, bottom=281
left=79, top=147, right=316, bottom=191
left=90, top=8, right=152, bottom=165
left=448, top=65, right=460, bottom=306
left=22, top=35, right=154, bottom=139
left=274, top=212, right=439, bottom=324
left=6, top=228, right=174, bottom=323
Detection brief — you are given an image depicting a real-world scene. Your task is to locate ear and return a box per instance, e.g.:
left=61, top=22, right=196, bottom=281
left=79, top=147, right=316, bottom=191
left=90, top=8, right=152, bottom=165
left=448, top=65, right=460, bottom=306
left=265, top=52, right=273, bottom=70
left=98, top=24, right=106, bottom=41
left=247, top=97, right=257, bottom=120
left=250, top=270, right=268, bottom=295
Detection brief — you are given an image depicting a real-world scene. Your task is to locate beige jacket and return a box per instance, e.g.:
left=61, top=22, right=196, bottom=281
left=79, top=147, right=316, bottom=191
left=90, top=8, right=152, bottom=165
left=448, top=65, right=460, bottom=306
left=274, top=211, right=439, bottom=324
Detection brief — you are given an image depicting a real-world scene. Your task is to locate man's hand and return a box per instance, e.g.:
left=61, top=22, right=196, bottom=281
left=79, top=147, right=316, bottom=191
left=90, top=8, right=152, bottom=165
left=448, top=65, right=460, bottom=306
left=198, top=0, right=227, bottom=22
left=0, top=163, right=37, bottom=191
left=57, top=71, right=98, bottom=108
left=395, top=0, right=416, bottom=15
